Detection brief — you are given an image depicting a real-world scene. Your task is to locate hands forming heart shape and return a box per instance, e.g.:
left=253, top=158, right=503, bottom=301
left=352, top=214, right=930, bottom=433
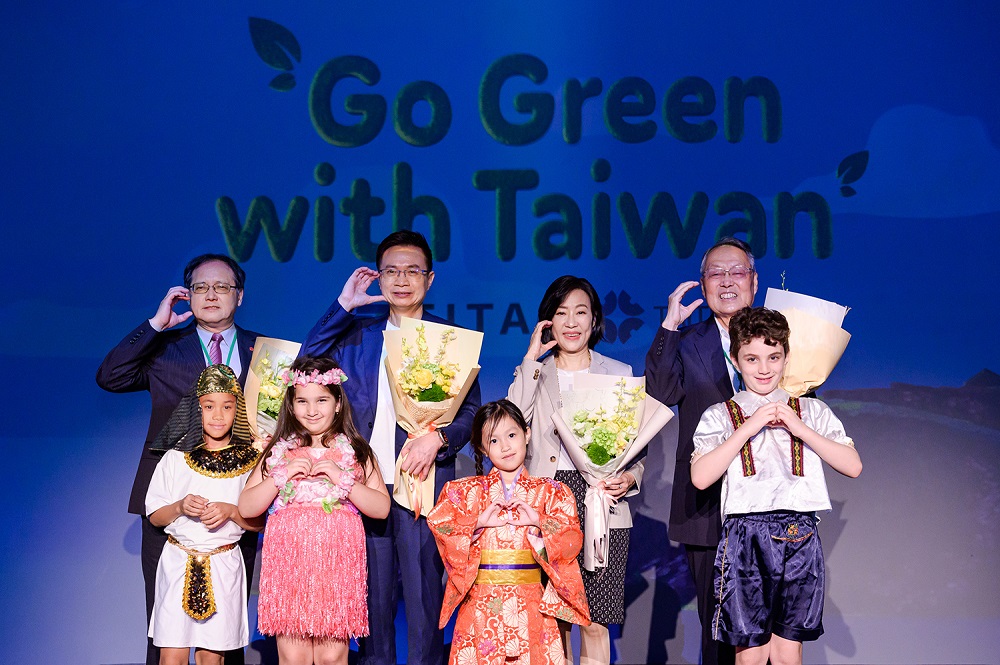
left=285, top=457, right=343, bottom=482
left=478, top=499, right=540, bottom=530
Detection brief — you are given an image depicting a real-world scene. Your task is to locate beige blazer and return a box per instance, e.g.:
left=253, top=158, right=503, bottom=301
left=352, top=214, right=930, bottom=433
left=507, top=351, right=644, bottom=528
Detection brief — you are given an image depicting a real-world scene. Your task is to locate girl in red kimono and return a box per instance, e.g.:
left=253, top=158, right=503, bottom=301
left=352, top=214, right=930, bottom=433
left=428, top=399, right=590, bottom=665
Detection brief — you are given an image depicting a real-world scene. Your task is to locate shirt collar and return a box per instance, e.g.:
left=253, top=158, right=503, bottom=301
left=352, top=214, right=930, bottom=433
left=733, top=386, right=789, bottom=411
left=196, top=324, right=236, bottom=346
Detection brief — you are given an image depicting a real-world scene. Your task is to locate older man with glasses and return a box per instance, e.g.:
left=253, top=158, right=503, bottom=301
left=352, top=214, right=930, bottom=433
left=300, top=229, right=481, bottom=665
left=97, top=253, right=264, bottom=665
left=644, top=236, right=759, bottom=665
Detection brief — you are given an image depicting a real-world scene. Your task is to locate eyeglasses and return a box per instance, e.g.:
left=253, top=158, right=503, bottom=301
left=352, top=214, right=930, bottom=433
left=189, top=282, right=239, bottom=295
left=702, top=266, right=753, bottom=281
left=378, top=268, right=430, bottom=280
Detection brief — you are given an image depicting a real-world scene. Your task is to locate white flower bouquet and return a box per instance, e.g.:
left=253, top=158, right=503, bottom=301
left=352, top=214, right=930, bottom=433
left=552, top=374, right=673, bottom=570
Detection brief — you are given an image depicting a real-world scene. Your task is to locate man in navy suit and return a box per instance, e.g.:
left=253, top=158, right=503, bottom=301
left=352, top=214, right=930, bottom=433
left=97, top=254, right=263, bottom=665
left=645, top=237, right=758, bottom=665
left=300, top=230, right=480, bottom=665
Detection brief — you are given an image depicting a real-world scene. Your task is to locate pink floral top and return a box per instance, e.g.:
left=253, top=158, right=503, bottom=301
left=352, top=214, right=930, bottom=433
left=267, top=434, right=362, bottom=515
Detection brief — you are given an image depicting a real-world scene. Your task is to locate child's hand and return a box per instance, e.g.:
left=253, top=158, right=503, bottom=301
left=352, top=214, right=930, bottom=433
left=180, top=494, right=208, bottom=518
left=476, top=502, right=508, bottom=529
left=285, top=457, right=312, bottom=481
left=771, top=401, right=808, bottom=438
left=743, top=403, right=781, bottom=437
left=200, top=502, right=237, bottom=530
left=507, top=499, right=540, bottom=528
left=309, top=459, right=343, bottom=484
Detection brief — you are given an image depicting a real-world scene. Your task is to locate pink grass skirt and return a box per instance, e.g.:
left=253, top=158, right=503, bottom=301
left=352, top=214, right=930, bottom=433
left=257, top=505, right=368, bottom=640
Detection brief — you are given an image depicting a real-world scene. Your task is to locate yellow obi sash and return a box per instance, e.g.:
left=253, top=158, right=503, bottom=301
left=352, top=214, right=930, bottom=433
left=475, top=549, right=541, bottom=585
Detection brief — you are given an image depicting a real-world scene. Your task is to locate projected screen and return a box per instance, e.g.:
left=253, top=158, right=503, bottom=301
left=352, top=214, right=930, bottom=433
left=2, top=3, right=998, bottom=663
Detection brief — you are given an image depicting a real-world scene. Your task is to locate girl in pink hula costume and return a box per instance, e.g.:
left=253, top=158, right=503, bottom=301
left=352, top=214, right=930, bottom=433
left=240, top=356, right=390, bottom=665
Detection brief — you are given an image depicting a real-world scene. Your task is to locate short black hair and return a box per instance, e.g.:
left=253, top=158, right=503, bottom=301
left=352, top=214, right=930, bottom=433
left=183, top=254, right=246, bottom=291
left=376, top=230, right=433, bottom=272
left=729, top=306, right=790, bottom=358
left=537, top=275, right=605, bottom=352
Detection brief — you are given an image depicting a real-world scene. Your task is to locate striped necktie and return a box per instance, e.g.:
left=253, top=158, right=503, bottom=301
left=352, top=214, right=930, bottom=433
left=208, top=333, right=223, bottom=365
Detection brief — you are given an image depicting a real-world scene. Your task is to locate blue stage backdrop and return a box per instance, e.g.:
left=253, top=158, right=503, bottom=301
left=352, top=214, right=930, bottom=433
left=2, top=2, right=999, bottom=663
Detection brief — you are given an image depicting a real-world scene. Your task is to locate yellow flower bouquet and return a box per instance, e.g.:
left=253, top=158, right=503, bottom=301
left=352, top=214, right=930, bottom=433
left=384, top=318, right=483, bottom=517
left=244, top=337, right=302, bottom=440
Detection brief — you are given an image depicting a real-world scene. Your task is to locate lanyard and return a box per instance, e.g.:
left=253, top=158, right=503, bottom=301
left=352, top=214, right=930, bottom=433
left=723, top=351, right=743, bottom=391
left=198, top=332, right=237, bottom=367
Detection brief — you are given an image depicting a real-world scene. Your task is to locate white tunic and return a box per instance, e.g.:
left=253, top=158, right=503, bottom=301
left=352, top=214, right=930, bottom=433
left=692, top=388, right=855, bottom=518
left=145, top=449, right=253, bottom=650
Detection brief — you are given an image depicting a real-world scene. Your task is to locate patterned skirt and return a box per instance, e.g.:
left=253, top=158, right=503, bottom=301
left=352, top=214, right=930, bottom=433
left=257, top=505, right=368, bottom=640
left=554, top=470, right=629, bottom=625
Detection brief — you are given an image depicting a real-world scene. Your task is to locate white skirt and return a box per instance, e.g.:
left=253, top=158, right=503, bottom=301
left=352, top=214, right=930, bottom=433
left=148, top=540, right=249, bottom=650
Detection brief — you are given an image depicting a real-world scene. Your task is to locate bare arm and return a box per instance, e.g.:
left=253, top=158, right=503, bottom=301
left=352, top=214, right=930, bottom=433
left=691, top=405, right=776, bottom=490
left=239, top=459, right=282, bottom=519
left=348, top=459, right=391, bottom=519
left=149, top=494, right=207, bottom=528
left=773, top=402, right=862, bottom=478
left=200, top=502, right=266, bottom=532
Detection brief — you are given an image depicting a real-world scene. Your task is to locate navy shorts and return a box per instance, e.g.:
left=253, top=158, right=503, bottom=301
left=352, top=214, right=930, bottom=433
left=712, top=511, right=825, bottom=647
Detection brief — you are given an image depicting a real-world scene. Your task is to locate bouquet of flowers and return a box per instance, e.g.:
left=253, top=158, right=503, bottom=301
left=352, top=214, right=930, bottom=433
left=384, top=318, right=483, bottom=517
left=571, top=379, right=646, bottom=465
left=244, top=337, right=302, bottom=440
left=553, top=374, right=673, bottom=570
left=396, top=325, right=461, bottom=413
left=763, top=288, right=851, bottom=397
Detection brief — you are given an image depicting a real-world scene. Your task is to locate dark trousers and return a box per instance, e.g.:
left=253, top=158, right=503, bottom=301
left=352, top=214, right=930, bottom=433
left=141, top=516, right=259, bottom=665
left=357, top=498, right=445, bottom=665
left=686, top=544, right=735, bottom=665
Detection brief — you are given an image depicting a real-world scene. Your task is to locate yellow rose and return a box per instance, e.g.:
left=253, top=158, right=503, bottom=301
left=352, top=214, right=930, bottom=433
left=261, top=383, right=282, bottom=399
left=413, top=368, right=435, bottom=389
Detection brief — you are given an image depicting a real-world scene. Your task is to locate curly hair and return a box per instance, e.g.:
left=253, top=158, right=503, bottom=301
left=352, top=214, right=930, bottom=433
left=728, top=306, right=790, bottom=359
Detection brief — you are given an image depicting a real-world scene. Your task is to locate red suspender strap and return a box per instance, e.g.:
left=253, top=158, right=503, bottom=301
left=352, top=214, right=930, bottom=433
left=788, top=397, right=805, bottom=476
left=724, top=400, right=756, bottom=477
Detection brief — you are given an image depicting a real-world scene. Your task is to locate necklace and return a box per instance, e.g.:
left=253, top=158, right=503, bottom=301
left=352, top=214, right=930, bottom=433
left=185, top=445, right=259, bottom=478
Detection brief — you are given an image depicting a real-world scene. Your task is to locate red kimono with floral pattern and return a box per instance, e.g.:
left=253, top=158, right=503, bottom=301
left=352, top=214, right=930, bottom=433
left=428, top=469, right=590, bottom=665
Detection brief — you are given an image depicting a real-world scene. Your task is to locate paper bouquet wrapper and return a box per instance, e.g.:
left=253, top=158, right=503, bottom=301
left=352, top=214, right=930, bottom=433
left=384, top=317, right=484, bottom=518
left=764, top=288, right=851, bottom=398
left=552, top=374, right=673, bottom=570
left=244, top=337, right=301, bottom=441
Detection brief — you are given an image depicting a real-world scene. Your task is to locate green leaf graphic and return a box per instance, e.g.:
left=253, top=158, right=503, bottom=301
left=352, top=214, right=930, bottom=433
left=837, top=150, right=869, bottom=186
left=270, top=73, right=296, bottom=91
left=248, top=17, right=301, bottom=72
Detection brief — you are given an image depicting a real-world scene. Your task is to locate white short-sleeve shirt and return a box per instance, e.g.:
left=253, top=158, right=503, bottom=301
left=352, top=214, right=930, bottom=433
left=693, top=388, right=855, bottom=517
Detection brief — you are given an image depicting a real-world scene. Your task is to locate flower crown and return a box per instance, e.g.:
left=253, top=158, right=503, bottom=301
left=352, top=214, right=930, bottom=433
left=280, top=367, right=349, bottom=388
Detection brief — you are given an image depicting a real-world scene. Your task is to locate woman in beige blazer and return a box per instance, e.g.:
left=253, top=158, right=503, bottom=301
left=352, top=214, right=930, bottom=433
left=507, top=275, right=644, bottom=665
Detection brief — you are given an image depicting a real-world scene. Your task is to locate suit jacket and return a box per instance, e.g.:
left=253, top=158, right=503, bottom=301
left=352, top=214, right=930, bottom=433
left=299, top=301, right=482, bottom=498
left=97, top=320, right=261, bottom=514
left=644, top=318, right=733, bottom=547
left=508, top=351, right=645, bottom=528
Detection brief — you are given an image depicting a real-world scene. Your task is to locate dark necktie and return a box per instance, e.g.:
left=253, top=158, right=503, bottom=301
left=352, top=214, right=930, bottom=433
left=208, top=333, right=223, bottom=365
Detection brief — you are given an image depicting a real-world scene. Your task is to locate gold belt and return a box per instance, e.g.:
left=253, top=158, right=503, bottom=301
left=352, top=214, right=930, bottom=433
left=167, top=535, right=238, bottom=619
left=475, top=549, right=541, bottom=585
